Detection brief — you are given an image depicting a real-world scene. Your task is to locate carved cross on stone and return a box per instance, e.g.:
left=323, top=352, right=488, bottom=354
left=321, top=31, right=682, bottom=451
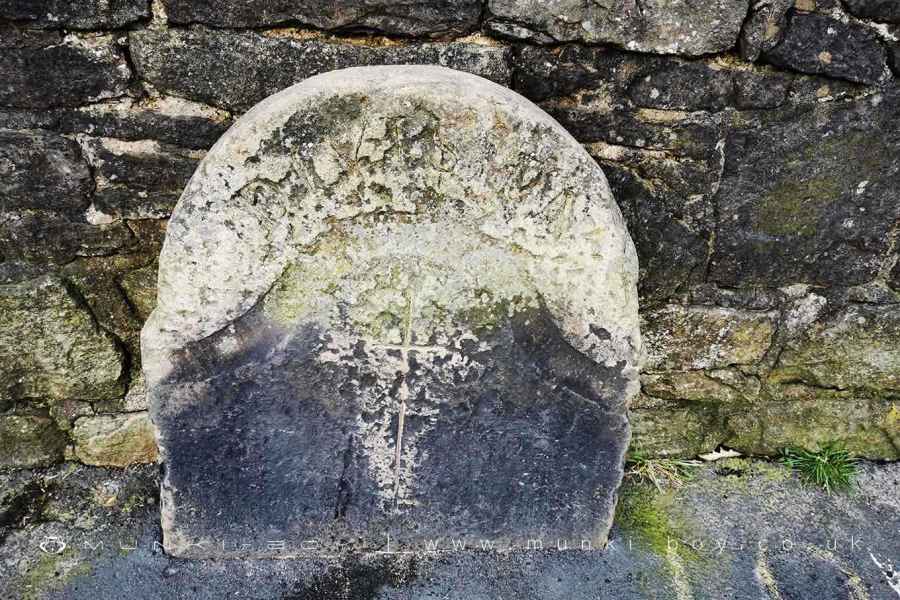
left=143, top=66, right=641, bottom=558
left=360, top=286, right=458, bottom=508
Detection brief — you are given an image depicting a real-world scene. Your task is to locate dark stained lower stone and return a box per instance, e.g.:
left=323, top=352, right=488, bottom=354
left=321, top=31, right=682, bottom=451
left=762, top=12, right=887, bottom=85
left=162, top=0, right=481, bottom=37
left=154, top=301, right=629, bottom=556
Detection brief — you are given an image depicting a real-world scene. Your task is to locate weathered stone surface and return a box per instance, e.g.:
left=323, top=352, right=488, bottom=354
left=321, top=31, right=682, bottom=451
left=510, top=45, right=615, bottom=103
left=512, top=49, right=825, bottom=301
left=534, top=94, right=722, bottom=299
left=130, top=28, right=512, bottom=111
left=739, top=0, right=792, bottom=61
left=727, top=396, right=899, bottom=459
left=0, top=30, right=131, bottom=109
left=710, top=90, right=900, bottom=287
left=627, top=61, right=793, bottom=112
left=0, top=109, right=60, bottom=130
left=641, top=369, right=760, bottom=404
left=629, top=403, right=726, bottom=457
left=163, top=0, right=481, bottom=36
left=143, top=66, right=640, bottom=557
left=48, top=398, right=93, bottom=431
left=690, top=283, right=783, bottom=311
left=0, top=129, right=91, bottom=216
left=771, top=304, right=900, bottom=395
left=0, top=211, right=135, bottom=264
left=762, top=13, right=887, bottom=84
left=843, top=0, right=900, bottom=23
left=628, top=63, right=734, bottom=112
left=119, top=263, right=158, bottom=322
left=0, top=275, right=123, bottom=403
left=61, top=255, right=153, bottom=374
left=486, top=0, right=749, bottom=55
left=0, top=0, right=149, bottom=29
left=123, top=374, right=148, bottom=411
left=77, top=136, right=204, bottom=221
left=642, top=304, right=775, bottom=371
left=0, top=415, right=67, bottom=468
left=892, top=252, right=900, bottom=291
left=58, top=97, right=232, bottom=150
left=595, top=150, right=718, bottom=301
left=71, top=412, right=157, bottom=466
left=512, top=44, right=810, bottom=113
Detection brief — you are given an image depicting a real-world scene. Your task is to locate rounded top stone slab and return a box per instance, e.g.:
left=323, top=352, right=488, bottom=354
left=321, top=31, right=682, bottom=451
left=143, top=66, right=641, bottom=557
left=143, top=65, right=640, bottom=389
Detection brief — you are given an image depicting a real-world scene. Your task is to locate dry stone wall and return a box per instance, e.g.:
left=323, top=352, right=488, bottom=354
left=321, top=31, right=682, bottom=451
left=1, top=0, right=898, bottom=468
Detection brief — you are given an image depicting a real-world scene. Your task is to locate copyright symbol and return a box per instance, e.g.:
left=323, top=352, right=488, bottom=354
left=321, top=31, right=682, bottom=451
left=39, top=536, right=67, bottom=555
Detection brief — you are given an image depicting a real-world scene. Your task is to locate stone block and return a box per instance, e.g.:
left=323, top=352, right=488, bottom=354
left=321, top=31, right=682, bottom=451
left=0, top=129, right=91, bottom=216
left=163, top=0, right=480, bottom=36
left=0, top=415, right=67, bottom=468
left=143, top=66, right=640, bottom=557
left=710, top=89, right=900, bottom=287
left=771, top=304, right=900, bottom=395
left=130, top=28, right=512, bottom=112
left=0, top=275, right=123, bottom=403
left=486, top=0, right=748, bottom=55
left=762, top=13, right=887, bottom=84
left=58, top=97, right=231, bottom=151
left=0, top=30, right=130, bottom=109
left=642, top=305, right=775, bottom=372
left=71, top=412, right=157, bottom=467
left=0, top=0, right=149, bottom=29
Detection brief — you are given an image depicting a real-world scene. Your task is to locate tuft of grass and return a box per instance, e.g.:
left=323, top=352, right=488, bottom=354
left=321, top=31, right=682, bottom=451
left=780, top=441, right=858, bottom=494
left=626, top=452, right=702, bottom=492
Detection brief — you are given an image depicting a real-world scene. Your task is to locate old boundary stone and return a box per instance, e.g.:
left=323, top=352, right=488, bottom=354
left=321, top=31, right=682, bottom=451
left=142, top=66, right=641, bottom=558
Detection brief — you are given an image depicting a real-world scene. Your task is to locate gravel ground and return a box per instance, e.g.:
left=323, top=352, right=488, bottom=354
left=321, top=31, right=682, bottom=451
left=2, top=459, right=899, bottom=599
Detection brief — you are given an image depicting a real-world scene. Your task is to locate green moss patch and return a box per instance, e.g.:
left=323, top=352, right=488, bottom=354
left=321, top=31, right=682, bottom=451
left=615, top=482, right=701, bottom=564
left=754, top=176, right=841, bottom=237
left=20, top=548, right=92, bottom=600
